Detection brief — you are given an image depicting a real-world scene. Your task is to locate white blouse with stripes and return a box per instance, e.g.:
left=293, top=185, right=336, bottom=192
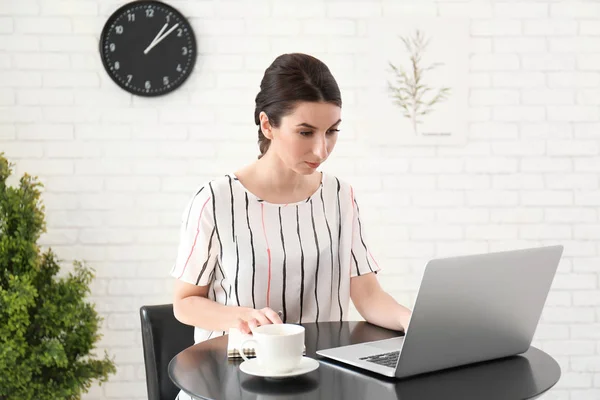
left=170, top=171, right=380, bottom=344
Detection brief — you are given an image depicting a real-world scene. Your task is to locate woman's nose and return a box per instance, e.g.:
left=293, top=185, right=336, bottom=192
left=313, top=137, right=328, bottom=159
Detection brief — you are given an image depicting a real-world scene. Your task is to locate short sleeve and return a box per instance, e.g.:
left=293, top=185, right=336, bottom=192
left=349, top=186, right=381, bottom=278
left=170, top=184, right=220, bottom=286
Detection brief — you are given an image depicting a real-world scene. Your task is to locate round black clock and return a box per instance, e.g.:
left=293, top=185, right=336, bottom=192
left=99, top=0, right=196, bottom=96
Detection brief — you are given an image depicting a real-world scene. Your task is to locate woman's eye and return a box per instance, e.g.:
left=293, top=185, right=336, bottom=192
left=300, top=129, right=339, bottom=137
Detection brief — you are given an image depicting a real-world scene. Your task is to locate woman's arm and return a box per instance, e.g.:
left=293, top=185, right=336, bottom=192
left=350, top=273, right=412, bottom=332
left=173, top=280, right=282, bottom=333
left=173, top=280, right=245, bottom=331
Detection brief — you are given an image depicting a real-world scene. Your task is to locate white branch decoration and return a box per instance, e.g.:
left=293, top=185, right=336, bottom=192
left=387, top=29, right=451, bottom=135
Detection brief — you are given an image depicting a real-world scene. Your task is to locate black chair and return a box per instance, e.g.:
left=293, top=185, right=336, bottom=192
left=140, top=304, right=195, bottom=400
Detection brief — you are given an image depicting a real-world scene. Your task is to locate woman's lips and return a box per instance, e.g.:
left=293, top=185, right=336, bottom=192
left=306, top=162, right=320, bottom=168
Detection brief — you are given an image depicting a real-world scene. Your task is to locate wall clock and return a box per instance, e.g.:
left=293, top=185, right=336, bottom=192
left=99, top=0, right=197, bottom=96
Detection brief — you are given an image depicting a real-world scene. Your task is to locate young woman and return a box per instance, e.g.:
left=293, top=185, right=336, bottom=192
left=170, top=53, right=412, bottom=397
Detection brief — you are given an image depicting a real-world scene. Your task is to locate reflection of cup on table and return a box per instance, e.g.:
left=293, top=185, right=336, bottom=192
left=241, top=375, right=319, bottom=400
left=239, top=324, right=305, bottom=373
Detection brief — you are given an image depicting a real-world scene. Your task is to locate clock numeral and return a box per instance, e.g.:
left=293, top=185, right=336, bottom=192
left=114, top=61, right=120, bottom=70
left=115, top=25, right=124, bottom=34
left=126, top=74, right=133, bottom=84
left=163, top=76, right=169, bottom=85
left=145, top=80, right=151, bottom=90
left=146, top=8, right=154, bottom=17
left=166, top=14, right=170, bottom=23
left=176, top=64, right=182, bottom=72
left=127, top=13, right=135, bottom=22
left=177, top=28, right=182, bottom=37
left=182, top=47, right=188, bottom=55
left=109, top=43, right=116, bottom=52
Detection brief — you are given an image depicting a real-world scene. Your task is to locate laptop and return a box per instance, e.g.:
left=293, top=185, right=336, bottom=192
left=316, top=245, right=564, bottom=379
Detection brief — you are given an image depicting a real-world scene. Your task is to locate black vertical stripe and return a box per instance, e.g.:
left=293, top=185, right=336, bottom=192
left=209, top=183, right=223, bottom=335
left=229, top=175, right=241, bottom=307
left=228, top=175, right=235, bottom=241
left=245, top=192, right=256, bottom=309
left=207, top=269, right=215, bottom=308
left=296, top=205, right=305, bottom=323
left=209, top=182, right=223, bottom=262
left=320, top=187, right=334, bottom=319
left=195, top=227, right=216, bottom=285
left=315, top=321, right=320, bottom=359
left=185, top=186, right=205, bottom=230
left=310, top=199, right=320, bottom=322
left=335, top=178, right=343, bottom=321
left=234, top=235, right=240, bottom=306
left=207, top=269, right=217, bottom=339
left=279, top=208, right=287, bottom=323
left=351, top=250, right=360, bottom=276
left=217, top=258, right=228, bottom=306
left=210, top=267, right=217, bottom=304
left=354, top=197, right=374, bottom=273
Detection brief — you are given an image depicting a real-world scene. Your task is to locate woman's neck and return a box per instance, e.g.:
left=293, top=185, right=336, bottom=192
left=253, top=156, right=307, bottom=195
left=234, top=153, right=321, bottom=203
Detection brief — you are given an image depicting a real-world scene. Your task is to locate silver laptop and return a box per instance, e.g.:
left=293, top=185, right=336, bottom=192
left=316, top=245, right=564, bottom=379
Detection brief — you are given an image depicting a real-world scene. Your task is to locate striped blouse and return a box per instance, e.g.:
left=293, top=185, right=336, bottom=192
left=170, top=171, right=380, bottom=344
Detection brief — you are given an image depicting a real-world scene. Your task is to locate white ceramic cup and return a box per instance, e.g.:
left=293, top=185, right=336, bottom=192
left=239, top=323, right=305, bottom=373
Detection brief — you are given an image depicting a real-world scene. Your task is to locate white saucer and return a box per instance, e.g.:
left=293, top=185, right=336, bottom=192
left=239, top=357, right=319, bottom=379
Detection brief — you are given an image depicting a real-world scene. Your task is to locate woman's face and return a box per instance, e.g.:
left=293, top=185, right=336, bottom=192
left=262, top=101, right=341, bottom=175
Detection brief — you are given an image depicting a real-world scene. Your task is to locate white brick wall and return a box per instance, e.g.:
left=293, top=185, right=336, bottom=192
left=1, top=1, right=599, bottom=399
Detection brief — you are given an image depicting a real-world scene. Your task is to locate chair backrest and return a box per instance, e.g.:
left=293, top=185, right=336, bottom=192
left=140, top=304, right=194, bottom=400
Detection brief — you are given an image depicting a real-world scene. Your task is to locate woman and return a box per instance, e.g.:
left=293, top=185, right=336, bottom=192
left=170, top=53, right=412, bottom=396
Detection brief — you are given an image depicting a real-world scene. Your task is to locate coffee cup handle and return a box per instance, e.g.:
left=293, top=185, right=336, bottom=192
left=238, top=339, right=257, bottom=362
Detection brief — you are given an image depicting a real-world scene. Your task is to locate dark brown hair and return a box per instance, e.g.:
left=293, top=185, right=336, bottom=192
left=254, top=53, right=342, bottom=159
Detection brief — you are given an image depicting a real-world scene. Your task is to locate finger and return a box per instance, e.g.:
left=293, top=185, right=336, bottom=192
left=248, top=318, right=260, bottom=331
left=237, top=319, right=251, bottom=335
left=262, top=308, right=283, bottom=324
left=253, top=312, right=271, bottom=327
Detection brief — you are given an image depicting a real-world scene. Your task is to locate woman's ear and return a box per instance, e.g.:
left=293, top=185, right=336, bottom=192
left=259, top=111, right=273, bottom=140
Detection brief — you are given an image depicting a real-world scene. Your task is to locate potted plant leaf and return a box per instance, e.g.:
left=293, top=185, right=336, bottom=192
left=0, top=153, right=116, bottom=399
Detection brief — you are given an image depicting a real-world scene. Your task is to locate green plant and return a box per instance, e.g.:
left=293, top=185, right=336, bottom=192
left=0, top=153, right=116, bottom=399
left=387, top=29, right=451, bottom=135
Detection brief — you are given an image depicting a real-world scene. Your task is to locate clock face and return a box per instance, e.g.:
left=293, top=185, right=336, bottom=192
left=99, top=0, right=197, bottom=96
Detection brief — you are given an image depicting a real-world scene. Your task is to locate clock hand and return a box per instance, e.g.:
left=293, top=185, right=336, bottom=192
left=145, top=22, right=168, bottom=52
left=143, top=23, right=179, bottom=55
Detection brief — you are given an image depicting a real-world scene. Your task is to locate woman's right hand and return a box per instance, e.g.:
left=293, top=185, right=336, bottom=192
left=237, top=307, right=283, bottom=334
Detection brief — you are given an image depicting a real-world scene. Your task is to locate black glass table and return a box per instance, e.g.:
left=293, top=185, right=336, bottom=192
left=169, top=321, right=561, bottom=400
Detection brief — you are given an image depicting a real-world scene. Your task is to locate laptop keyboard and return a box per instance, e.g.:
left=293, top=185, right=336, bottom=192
left=359, top=351, right=400, bottom=368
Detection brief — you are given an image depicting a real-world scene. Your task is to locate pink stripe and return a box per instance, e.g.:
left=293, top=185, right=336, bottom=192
left=261, top=203, right=272, bottom=307
left=178, top=196, right=211, bottom=280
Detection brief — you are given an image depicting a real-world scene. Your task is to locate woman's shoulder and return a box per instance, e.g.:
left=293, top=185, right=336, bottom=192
left=323, top=171, right=355, bottom=195
left=188, top=174, right=235, bottom=196
left=179, top=174, right=235, bottom=221
left=181, top=174, right=236, bottom=210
